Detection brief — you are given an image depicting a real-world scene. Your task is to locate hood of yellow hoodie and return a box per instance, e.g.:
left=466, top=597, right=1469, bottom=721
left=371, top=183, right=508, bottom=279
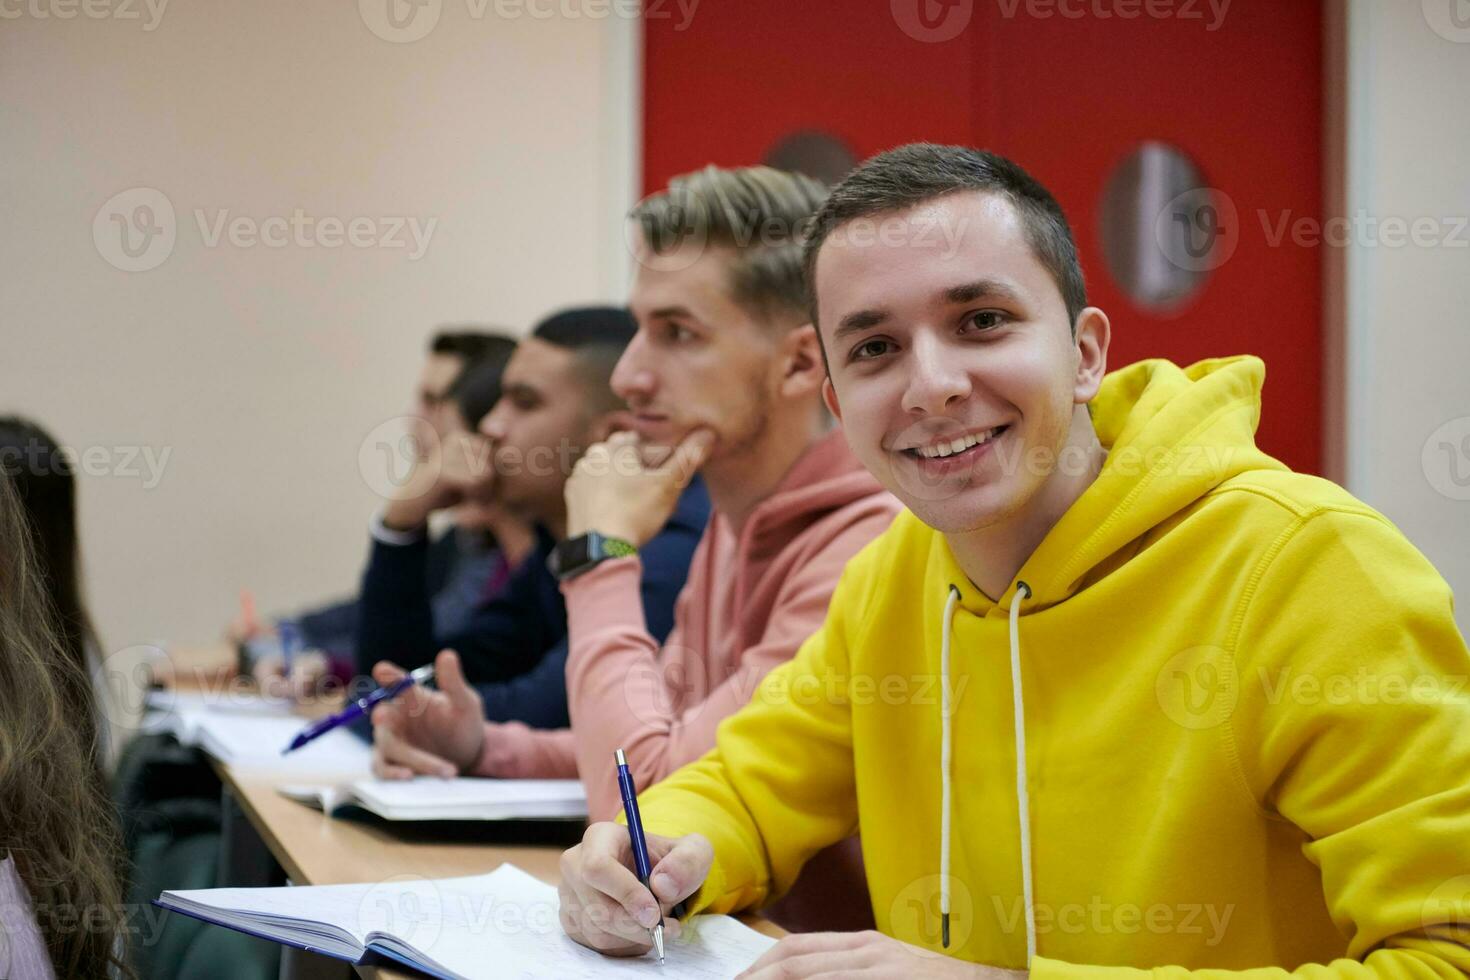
left=935, top=355, right=1288, bottom=616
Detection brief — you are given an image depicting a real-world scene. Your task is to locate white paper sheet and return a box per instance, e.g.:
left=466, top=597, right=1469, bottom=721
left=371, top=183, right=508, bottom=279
left=160, top=864, right=776, bottom=979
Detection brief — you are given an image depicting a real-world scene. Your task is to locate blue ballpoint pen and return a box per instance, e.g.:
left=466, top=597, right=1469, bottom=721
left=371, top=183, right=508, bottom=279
left=281, top=664, right=435, bottom=754
left=615, top=747, right=683, bottom=964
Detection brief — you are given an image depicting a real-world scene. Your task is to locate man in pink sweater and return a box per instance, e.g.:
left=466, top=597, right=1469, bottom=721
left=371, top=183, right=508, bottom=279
left=370, top=165, right=900, bottom=928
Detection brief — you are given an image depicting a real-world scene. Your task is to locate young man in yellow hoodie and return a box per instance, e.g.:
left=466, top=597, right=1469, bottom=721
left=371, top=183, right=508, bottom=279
left=555, top=143, right=1470, bottom=979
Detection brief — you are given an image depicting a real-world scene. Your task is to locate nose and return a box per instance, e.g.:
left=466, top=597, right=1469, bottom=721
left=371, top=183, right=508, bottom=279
left=900, top=329, right=972, bottom=416
left=610, top=331, right=655, bottom=404
left=478, top=399, right=506, bottom=441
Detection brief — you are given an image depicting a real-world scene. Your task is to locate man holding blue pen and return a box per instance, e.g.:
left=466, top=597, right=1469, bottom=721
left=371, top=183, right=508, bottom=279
left=361, top=307, right=709, bottom=761
left=555, top=145, right=1470, bottom=977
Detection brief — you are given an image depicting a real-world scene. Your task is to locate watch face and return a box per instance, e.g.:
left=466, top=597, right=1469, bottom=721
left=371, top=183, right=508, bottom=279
left=551, top=535, right=594, bottom=578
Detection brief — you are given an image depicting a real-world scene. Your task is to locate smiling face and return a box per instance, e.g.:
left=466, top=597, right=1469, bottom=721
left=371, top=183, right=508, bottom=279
left=616, top=240, right=786, bottom=461
left=817, top=190, right=1106, bottom=535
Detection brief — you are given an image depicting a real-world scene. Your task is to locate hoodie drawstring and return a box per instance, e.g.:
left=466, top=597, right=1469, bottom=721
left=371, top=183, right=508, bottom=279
left=939, top=584, right=961, bottom=950
left=1009, top=581, right=1035, bottom=964
left=939, top=580, right=1035, bottom=965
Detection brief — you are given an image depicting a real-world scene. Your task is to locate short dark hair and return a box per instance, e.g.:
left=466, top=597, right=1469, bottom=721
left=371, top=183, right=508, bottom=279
left=446, top=336, right=517, bottom=429
left=530, top=306, right=638, bottom=416
left=631, top=165, right=830, bottom=327
left=429, top=328, right=513, bottom=363
left=802, top=143, right=1087, bottom=336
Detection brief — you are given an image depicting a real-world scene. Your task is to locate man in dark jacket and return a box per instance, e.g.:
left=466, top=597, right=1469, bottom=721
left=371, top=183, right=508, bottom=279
left=356, top=306, right=708, bottom=732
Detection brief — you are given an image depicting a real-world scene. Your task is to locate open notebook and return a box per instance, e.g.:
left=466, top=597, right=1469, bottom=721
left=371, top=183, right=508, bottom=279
left=141, top=688, right=373, bottom=775
left=278, top=776, right=587, bottom=821
left=155, top=863, right=776, bottom=979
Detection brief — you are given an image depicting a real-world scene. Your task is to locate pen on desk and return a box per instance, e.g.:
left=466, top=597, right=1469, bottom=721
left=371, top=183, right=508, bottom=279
left=281, top=664, right=435, bottom=754
left=615, top=747, right=683, bottom=965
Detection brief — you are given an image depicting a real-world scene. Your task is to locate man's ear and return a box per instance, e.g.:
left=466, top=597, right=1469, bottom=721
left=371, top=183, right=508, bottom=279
left=1073, top=307, right=1111, bottom=404
left=821, top=377, right=843, bottom=422
left=777, top=324, right=826, bottom=400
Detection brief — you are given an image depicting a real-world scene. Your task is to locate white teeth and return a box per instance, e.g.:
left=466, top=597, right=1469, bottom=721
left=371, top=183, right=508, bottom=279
left=917, top=427, right=1000, bottom=459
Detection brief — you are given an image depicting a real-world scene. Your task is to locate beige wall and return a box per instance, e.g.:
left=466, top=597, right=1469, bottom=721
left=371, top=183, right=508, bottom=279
left=0, top=0, right=640, bottom=676
left=1341, top=0, right=1470, bottom=633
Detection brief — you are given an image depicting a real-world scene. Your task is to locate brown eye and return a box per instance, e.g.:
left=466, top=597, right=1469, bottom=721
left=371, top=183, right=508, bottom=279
left=851, top=339, right=892, bottom=361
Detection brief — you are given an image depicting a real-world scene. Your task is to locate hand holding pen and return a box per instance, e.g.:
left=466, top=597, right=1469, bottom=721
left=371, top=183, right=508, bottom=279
left=556, top=816, right=714, bottom=958
left=615, top=748, right=691, bottom=964
left=283, top=664, right=435, bottom=754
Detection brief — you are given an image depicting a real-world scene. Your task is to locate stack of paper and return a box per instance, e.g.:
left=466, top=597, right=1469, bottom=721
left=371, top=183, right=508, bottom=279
left=278, top=776, right=587, bottom=821
left=141, top=688, right=372, bottom=775
left=156, top=863, right=776, bottom=979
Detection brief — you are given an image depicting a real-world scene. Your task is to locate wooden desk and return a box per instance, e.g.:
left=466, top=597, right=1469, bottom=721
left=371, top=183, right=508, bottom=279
left=153, top=641, right=238, bottom=690
left=211, top=762, right=784, bottom=980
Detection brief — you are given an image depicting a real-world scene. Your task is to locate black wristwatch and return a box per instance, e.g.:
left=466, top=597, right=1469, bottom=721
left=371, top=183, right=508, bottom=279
left=548, top=531, right=638, bottom=582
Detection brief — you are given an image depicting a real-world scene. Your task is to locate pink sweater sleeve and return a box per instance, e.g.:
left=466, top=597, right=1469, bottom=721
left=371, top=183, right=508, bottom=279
left=470, top=721, right=578, bottom=779
left=562, top=514, right=888, bottom=822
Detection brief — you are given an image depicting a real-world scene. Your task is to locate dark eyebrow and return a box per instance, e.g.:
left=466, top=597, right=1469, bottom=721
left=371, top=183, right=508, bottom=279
left=831, top=278, right=1024, bottom=343
left=832, top=308, right=890, bottom=342
left=946, top=278, right=1025, bottom=305
left=502, top=380, right=539, bottom=401
left=647, top=305, right=697, bottom=321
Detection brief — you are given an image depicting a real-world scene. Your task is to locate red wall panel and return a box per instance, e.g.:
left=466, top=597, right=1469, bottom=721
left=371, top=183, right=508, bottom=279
left=644, top=1, right=1322, bottom=473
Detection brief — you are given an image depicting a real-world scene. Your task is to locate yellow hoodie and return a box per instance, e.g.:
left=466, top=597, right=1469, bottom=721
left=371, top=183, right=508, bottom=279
left=639, top=356, right=1470, bottom=978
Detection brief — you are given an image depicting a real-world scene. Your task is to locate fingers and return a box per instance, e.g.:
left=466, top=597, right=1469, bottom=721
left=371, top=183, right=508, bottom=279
left=736, top=932, right=881, bottom=979
left=371, top=660, right=407, bottom=687
left=575, top=823, right=662, bottom=930
left=433, top=649, right=481, bottom=713
left=372, top=661, right=433, bottom=716
left=657, top=428, right=717, bottom=485
left=372, top=723, right=457, bottom=779
left=648, top=832, right=713, bottom=910
left=557, top=874, right=648, bottom=957
left=371, top=741, right=415, bottom=780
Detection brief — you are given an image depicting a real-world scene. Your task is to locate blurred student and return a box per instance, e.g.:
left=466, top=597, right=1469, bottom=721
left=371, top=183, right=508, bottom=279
left=0, top=466, right=132, bottom=979
left=0, top=416, right=112, bottom=763
left=555, top=144, right=1470, bottom=978
left=359, top=306, right=709, bottom=732
left=369, top=167, right=900, bottom=931
left=238, top=330, right=522, bottom=697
